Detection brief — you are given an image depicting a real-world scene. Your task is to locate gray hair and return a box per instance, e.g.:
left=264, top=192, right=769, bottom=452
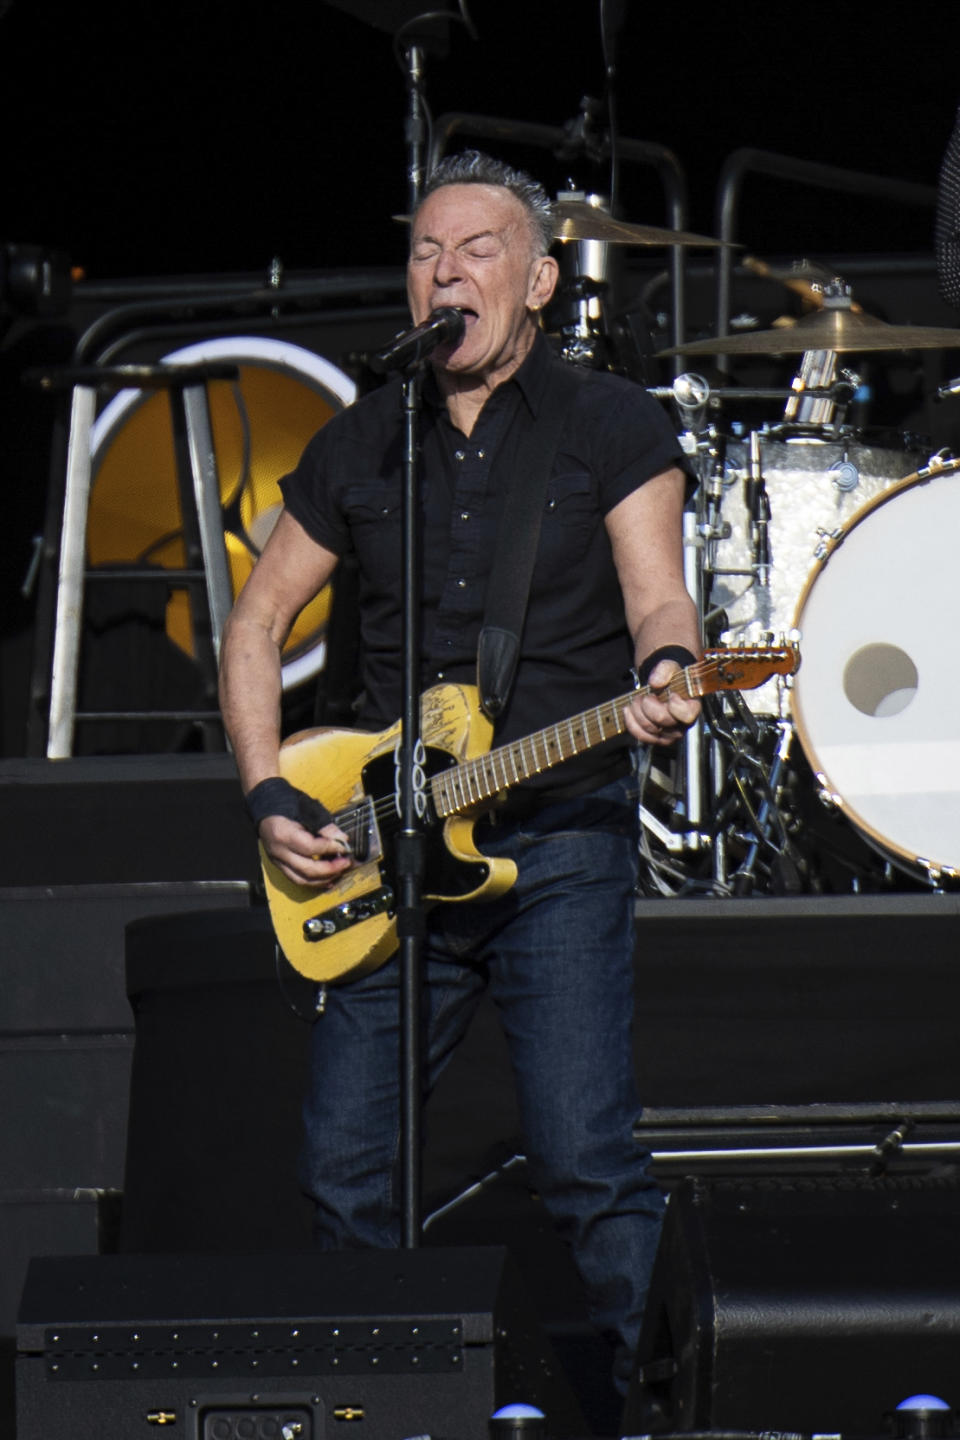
left=421, top=150, right=555, bottom=256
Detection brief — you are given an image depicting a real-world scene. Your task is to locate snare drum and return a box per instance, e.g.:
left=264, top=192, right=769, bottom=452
left=791, top=460, right=960, bottom=880
left=707, top=429, right=924, bottom=712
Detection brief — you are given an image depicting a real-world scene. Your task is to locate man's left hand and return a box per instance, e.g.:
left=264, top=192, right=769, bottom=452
left=624, top=659, right=701, bottom=747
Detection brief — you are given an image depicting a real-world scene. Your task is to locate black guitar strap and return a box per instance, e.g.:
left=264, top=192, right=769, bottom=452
left=477, top=361, right=581, bottom=720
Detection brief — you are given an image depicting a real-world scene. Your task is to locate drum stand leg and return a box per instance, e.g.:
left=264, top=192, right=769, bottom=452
left=728, top=719, right=796, bottom=895
left=678, top=506, right=709, bottom=849
left=709, top=731, right=730, bottom=890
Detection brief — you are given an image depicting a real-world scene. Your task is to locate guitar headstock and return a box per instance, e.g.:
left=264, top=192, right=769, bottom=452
left=692, top=643, right=801, bottom=696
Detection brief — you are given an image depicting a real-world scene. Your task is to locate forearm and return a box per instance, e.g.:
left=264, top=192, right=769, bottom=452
left=632, top=592, right=702, bottom=672
left=218, top=609, right=286, bottom=795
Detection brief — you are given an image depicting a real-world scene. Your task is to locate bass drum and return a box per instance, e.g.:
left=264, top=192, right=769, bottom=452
left=791, top=460, right=960, bottom=881
left=88, top=336, right=356, bottom=691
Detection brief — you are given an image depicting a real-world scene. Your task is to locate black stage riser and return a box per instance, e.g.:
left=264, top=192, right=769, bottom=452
left=118, top=897, right=960, bottom=1256
left=15, top=1247, right=585, bottom=1440
left=0, top=881, right=251, bottom=1351
left=624, top=1176, right=960, bottom=1437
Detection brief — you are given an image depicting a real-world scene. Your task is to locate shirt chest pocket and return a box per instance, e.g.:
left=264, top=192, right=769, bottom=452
left=537, top=469, right=599, bottom=573
left=544, top=470, right=595, bottom=526
left=344, top=484, right=401, bottom=524
left=342, top=484, right=403, bottom=577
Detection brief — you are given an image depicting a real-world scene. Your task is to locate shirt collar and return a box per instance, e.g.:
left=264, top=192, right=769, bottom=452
left=421, top=325, right=553, bottom=418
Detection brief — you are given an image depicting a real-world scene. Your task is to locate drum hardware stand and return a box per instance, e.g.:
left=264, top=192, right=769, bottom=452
left=555, top=273, right=616, bottom=369
left=678, top=504, right=708, bottom=853
left=643, top=376, right=719, bottom=861
left=704, top=699, right=800, bottom=896
left=727, top=717, right=798, bottom=895
left=28, top=360, right=239, bottom=758
left=745, top=429, right=772, bottom=608
left=551, top=188, right=621, bottom=372
left=650, top=381, right=855, bottom=406
left=783, top=348, right=838, bottom=425
left=781, top=280, right=855, bottom=426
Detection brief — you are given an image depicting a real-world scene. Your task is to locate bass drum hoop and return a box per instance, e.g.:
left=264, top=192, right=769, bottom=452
left=790, top=458, right=960, bottom=880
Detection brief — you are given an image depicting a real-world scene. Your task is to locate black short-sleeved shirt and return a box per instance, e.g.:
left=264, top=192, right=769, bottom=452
left=281, top=331, right=686, bottom=790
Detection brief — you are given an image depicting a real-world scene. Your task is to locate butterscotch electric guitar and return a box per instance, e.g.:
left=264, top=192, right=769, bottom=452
left=262, top=645, right=799, bottom=983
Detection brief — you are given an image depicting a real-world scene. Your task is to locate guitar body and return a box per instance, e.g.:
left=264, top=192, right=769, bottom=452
left=261, top=683, right=518, bottom=984
left=259, top=647, right=799, bottom=985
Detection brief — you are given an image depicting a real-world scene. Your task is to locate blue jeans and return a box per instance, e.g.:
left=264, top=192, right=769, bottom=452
left=298, top=774, right=664, bottom=1364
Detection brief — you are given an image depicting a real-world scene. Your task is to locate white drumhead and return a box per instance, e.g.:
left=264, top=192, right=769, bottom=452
left=792, top=466, right=960, bottom=876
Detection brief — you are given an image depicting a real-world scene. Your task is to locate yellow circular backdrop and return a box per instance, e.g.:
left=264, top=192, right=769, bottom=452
left=87, top=337, right=356, bottom=688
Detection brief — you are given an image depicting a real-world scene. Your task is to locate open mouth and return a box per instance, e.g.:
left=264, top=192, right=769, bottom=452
left=456, top=307, right=478, bottom=328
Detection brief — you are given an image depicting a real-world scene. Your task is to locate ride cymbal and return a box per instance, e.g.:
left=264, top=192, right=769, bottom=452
left=661, top=305, right=960, bottom=355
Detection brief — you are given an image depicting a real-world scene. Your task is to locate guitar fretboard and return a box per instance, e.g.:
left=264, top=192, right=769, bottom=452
left=428, top=647, right=795, bottom=819
left=431, top=692, right=634, bottom=817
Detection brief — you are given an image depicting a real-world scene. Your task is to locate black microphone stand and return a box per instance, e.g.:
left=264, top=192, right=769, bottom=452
left=397, top=36, right=428, bottom=1250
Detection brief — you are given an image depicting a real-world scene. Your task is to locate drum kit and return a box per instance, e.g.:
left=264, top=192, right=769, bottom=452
left=549, top=197, right=960, bottom=896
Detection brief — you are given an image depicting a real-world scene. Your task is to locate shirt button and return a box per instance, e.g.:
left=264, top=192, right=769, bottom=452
left=460, top=511, right=470, bottom=521
left=476, top=449, right=486, bottom=459
left=457, top=578, right=467, bottom=588
left=454, top=449, right=466, bottom=461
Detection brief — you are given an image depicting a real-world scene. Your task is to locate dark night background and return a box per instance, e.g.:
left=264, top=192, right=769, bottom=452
left=1, top=0, right=957, bottom=277
left=3, top=0, right=960, bottom=753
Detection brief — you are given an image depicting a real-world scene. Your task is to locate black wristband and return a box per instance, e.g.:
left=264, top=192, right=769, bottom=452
left=244, top=776, right=334, bottom=834
left=636, top=645, right=698, bottom=687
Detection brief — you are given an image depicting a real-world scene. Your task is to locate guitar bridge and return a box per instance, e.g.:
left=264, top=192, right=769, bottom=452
left=303, top=886, right=395, bottom=942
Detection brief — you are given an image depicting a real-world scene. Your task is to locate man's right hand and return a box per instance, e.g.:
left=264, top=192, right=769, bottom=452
left=258, top=816, right=356, bottom=888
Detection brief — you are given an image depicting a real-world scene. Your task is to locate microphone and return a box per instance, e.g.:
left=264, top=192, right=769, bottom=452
left=671, top=371, right=710, bottom=433
left=369, top=307, right=465, bottom=374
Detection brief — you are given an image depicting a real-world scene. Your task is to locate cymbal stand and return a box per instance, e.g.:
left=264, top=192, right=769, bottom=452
left=745, top=429, right=771, bottom=598
left=552, top=189, right=619, bottom=372
left=784, top=348, right=838, bottom=425
left=678, top=493, right=707, bottom=852
left=637, top=468, right=712, bottom=874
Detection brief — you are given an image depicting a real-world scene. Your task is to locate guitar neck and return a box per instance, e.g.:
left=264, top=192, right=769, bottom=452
left=431, top=665, right=704, bottom=819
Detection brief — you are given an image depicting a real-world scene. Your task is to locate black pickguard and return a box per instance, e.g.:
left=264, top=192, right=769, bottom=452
left=360, top=746, right=491, bottom=899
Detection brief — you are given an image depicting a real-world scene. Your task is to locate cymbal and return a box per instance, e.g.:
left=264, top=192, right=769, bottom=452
left=743, top=254, right=842, bottom=287
left=551, top=199, right=729, bottom=248
left=742, top=255, right=863, bottom=313
left=661, top=305, right=960, bottom=356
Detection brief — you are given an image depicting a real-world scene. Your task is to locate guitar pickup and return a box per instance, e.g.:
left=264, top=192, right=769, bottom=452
left=303, top=886, right=395, bottom=941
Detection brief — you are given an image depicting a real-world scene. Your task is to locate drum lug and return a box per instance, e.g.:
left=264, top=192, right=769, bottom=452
left=813, top=525, right=843, bottom=561
left=813, top=772, right=843, bottom=812
left=917, top=857, right=960, bottom=889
